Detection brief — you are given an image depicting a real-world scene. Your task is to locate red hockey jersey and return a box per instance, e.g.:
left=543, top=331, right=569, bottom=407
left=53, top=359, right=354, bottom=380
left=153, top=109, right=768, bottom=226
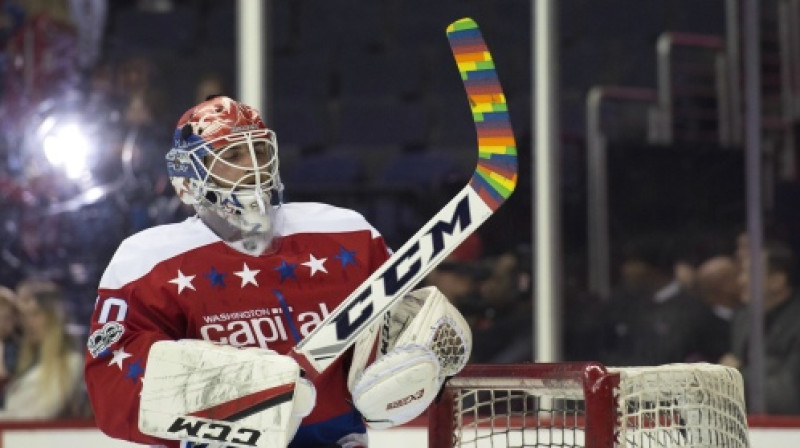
left=84, top=202, right=392, bottom=447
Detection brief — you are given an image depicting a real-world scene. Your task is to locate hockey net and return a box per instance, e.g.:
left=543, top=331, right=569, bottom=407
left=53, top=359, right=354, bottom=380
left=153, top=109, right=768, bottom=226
left=427, top=362, right=749, bottom=448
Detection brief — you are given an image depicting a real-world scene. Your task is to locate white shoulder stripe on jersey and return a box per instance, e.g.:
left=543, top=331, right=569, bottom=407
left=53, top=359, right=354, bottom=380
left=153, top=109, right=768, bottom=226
left=276, top=202, right=381, bottom=238
left=100, top=203, right=382, bottom=289
left=99, top=217, right=218, bottom=289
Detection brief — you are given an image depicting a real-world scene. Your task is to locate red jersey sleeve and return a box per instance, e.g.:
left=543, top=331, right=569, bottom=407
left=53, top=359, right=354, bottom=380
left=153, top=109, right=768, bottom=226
left=84, top=238, right=188, bottom=446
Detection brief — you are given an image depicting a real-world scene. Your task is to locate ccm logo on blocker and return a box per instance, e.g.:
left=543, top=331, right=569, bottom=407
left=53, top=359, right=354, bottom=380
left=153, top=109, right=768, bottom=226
left=386, top=388, right=425, bottom=410
left=167, top=417, right=261, bottom=446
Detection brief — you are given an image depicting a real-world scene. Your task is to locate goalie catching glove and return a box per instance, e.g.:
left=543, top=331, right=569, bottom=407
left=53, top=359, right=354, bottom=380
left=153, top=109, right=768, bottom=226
left=139, top=339, right=315, bottom=448
left=348, top=286, right=472, bottom=429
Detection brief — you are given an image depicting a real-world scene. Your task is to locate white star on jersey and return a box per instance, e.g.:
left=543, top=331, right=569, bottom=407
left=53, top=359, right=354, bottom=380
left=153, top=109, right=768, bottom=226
left=108, top=348, right=132, bottom=370
left=302, top=254, right=328, bottom=276
left=234, top=263, right=260, bottom=287
left=169, top=270, right=196, bottom=294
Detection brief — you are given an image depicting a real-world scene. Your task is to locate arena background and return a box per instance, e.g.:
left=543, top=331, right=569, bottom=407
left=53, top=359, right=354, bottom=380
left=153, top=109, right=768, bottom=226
left=1, top=0, right=800, bottom=445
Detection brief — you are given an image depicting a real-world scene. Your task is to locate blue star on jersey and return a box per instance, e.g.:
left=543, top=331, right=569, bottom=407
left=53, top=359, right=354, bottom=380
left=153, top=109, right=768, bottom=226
left=173, top=247, right=361, bottom=292
left=275, top=260, right=298, bottom=283
left=335, top=246, right=358, bottom=269
left=125, top=359, right=144, bottom=383
left=204, top=267, right=227, bottom=288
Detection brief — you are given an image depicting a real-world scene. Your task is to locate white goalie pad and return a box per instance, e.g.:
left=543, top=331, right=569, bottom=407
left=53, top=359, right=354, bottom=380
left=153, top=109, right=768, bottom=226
left=352, top=344, right=440, bottom=429
left=139, top=340, right=315, bottom=448
left=349, top=286, right=472, bottom=428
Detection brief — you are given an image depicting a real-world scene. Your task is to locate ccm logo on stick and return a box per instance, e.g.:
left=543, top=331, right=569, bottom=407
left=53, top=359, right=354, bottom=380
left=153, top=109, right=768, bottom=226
left=167, top=417, right=261, bottom=446
left=334, top=196, right=472, bottom=341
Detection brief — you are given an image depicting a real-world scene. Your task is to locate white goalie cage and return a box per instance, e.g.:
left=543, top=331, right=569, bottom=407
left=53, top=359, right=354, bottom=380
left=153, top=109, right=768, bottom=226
left=427, top=362, right=750, bottom=448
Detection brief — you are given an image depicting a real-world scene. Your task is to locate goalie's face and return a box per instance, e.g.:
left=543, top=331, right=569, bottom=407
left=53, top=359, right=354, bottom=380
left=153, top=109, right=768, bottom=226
left=204, top=137, right=277, bottom=189
left=166, top=96, right=282, bottom=236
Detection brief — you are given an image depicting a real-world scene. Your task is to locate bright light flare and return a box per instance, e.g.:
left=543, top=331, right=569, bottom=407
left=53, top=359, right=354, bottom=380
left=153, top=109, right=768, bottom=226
left=42, top=122, right=92, bottom=179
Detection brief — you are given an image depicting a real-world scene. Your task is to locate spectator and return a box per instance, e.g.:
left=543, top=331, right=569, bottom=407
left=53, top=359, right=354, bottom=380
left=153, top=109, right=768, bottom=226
left=0, top=288, right=83, bottom=419
left=563, top=275, right=606, bottom=361
left=693, top=255, right=741, bottom=361
left=425, top=234, right=486, bottom=325
left=425, top=260, right=486, bottom=327
left=720, top=239, right=800, bottom=414
left=15, top=278, right=59, bottom=309
left=600, top=234, right=721, bottom=366
left=0, top=286, right=20, bottom=407
left=470, top=245, right=533, bottom=363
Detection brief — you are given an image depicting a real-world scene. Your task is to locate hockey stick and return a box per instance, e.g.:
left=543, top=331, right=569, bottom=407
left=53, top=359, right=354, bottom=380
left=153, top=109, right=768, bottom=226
left=291, top=17, right=518, bottom=380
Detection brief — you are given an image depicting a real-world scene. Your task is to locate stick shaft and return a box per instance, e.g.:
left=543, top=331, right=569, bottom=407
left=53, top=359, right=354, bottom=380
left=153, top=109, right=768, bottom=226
left=292, top=17, right=518, bottom=379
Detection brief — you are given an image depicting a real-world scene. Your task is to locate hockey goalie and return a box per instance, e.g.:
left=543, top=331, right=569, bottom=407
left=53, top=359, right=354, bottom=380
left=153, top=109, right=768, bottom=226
left=84, top=96, right=472, bottom=448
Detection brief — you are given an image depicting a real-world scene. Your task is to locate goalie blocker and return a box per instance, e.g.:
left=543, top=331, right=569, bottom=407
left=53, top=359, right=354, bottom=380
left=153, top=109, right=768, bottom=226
left=138, top=287, right=471, bottom=447
left=139, top=340, right=316, bottom=448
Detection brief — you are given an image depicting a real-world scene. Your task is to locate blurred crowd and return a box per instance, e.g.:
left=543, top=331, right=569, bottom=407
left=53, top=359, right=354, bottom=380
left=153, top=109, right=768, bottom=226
left=0, top=279, right=89, bottom=419
left=425, top=230, right=800, bottom=415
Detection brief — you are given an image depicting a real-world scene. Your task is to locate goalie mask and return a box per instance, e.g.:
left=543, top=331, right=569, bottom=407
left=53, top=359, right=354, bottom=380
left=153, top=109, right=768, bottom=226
left=166, top=96, right=281, bottom=237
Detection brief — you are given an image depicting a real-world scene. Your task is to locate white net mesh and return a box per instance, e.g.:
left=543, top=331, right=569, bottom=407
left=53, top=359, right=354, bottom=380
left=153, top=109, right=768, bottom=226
left=611, top=364, right=749, bottom=447
left=430, top=363, right=750, bottom=448
left=451, top=388, right=587, bottom=447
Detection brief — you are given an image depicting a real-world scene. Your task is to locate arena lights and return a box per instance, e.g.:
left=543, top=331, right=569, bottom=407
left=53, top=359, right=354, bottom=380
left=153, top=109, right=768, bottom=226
left=20, top=91, right=135, bottom=213
left=39, top=119, right=93, bottom=180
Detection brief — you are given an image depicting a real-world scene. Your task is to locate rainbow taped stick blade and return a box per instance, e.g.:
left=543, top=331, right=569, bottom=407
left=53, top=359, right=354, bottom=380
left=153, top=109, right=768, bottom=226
left=291, top=18, right=518, bottom=378
left=448, top=17, right=518, bottom=206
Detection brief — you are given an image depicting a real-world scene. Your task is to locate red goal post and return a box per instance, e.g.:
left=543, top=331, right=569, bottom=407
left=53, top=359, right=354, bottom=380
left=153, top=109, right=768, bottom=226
left=428, top=362, right=750, bottom=448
